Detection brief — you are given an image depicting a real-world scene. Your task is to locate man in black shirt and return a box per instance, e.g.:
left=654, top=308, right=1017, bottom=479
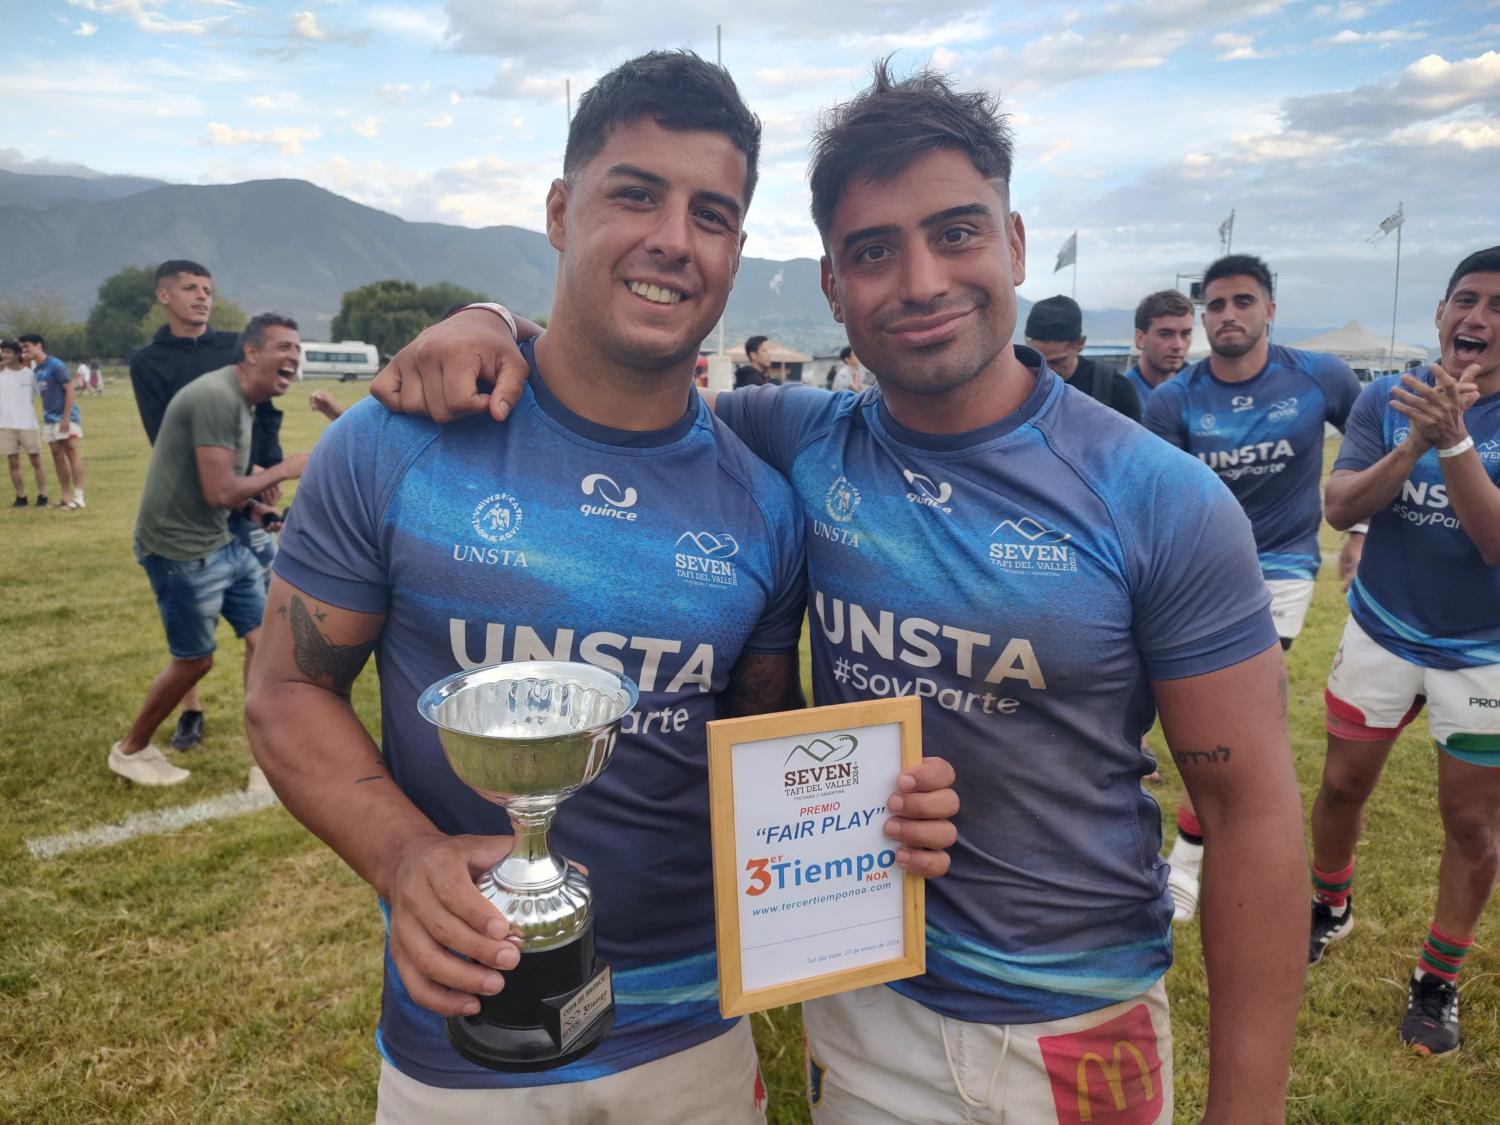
left=129, top=259, right=285, bottom=749
left=732, top=333, right=773, bottom=388
left=1024, top=294, right=1141, bottom=421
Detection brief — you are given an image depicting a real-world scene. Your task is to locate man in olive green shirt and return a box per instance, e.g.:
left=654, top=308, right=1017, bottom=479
left=111, top=314, right=309, bottom=788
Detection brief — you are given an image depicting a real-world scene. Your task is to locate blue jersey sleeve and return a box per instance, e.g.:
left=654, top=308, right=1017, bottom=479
left=1332, top=377, right=1392, bottom=473
left=1317, top=355, right=1362, bottom=431
left=1127, top=454, right=1278, bottom=679
left=744, top=507, right=807, bottom=653
left=1142, top=381, right=1187, bottom=450
left=275, top=398, right=426, bottom=614
left=714, top=384, right=847, bottom=474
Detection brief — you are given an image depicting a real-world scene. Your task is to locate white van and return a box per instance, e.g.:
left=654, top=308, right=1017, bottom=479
left=298, top=341, right=380, bottom=381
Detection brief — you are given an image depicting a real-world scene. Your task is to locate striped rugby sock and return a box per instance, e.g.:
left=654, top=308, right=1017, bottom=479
left=1312, top=860, right=1354, bottom=909
left=1418, top=923, right=1474, bottom=983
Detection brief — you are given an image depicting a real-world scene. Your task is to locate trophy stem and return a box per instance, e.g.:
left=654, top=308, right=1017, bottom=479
left=494, top=806, right=568, bottom=893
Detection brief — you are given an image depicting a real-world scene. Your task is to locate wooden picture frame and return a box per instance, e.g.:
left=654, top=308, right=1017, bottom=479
left=707, top=696, right=925, bottom=1017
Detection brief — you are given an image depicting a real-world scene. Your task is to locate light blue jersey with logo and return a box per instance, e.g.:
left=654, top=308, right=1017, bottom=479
left=1335, top=370, right=1500, bottom=669
left=275, top=342, right=805, bottom=1089
left=1145, top=344, right=1361, bottom=580
left=717, top=351, right=1277, bottom=1025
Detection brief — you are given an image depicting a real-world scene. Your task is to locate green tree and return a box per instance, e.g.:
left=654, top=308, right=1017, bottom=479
left=84, top=265, right=157, bottom=359
left=0, top=294, right=89, bottom=360
left=330, top=279, right=490, bottom=359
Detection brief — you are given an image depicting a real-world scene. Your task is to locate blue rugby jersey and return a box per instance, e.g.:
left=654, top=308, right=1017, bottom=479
left=716, top=351, right=1277, bottom=1025
left=1122, top=364, right=1162, bottom=408
left=1144, top=344, right=1361, bottom=580
left=1335, top=370, right=1500, bottom=669
left=275, top=342, right=805, bottom=1089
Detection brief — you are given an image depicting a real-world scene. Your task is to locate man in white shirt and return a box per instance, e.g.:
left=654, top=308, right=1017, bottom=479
left=0, top=339, right=47, bottom=507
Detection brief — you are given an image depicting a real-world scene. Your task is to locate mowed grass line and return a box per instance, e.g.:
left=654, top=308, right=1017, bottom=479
left=1, top=389, right=1495, bottom=1122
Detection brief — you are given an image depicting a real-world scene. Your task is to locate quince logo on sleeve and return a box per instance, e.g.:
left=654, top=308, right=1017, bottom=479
left=674, top=531, right=739, bottom=587
left=989, top=517, right=1078, bottom=575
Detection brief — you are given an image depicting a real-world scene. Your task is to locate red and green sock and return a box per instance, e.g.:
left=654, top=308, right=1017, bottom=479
left=1418, top=923, right=1474, bottom=983
left=1312, top=859, right=1354, bottom=910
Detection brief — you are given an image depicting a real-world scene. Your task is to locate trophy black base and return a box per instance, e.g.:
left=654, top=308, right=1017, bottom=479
left=446, top=925, right=614, bottom=1073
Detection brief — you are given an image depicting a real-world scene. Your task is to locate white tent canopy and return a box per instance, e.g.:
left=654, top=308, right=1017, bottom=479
left=1288, top=320, right=1428, bottom=369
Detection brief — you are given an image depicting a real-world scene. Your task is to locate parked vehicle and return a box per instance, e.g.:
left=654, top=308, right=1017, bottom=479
left=298, top=341, right=380, bottom=381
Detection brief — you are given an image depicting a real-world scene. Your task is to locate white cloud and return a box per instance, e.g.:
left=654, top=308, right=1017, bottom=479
left=1319, top=27, right=1426, bottom=47
left=247, top=92, right=303, bottom=112
left=366, top=6, right=448, bottom=44
left=292, top=10, right=326, bottom=41
left=203, top=121, right=321, bottom=155
left=348, top=115, right=379, bottom=139
left=377, top=82, right=412, bottom=104
left=425, top=113, right=454, bottom=129
left=1280, top=51, right=1500, bottom=136
left=1311, top=1, right=1392, bottom=19
left=449, top=91, right=463, bottom=105
left=75, top=21, right=98, bottom=36
left=66, top=0, right=223, bottom=36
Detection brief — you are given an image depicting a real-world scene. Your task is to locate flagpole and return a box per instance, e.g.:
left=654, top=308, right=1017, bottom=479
left=1227, top=209, right=1234, bottom=255
left=1388, top=201, right=1402, bottom=373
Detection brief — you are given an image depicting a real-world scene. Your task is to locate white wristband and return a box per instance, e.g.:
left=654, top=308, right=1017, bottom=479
left=1437, top=435, right=1474, bottom=459
left=1348, top=523, right=1369, bottom=535
left=458, top=302, right=518, bottom=339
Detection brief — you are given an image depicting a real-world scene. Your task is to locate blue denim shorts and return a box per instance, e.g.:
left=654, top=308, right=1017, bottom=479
left=136, top=539, right=267, bottom=659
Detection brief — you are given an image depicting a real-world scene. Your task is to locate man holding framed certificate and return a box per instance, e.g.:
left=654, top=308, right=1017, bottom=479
left=372, top=61, right=1306, bottom=1125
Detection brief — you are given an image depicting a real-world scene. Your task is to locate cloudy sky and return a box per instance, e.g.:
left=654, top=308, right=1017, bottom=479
left=3, top=0, right=1497, bottom=342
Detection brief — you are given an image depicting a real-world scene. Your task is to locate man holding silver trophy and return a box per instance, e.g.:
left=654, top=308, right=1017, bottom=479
left=245, top=51, right=957, bottom=1123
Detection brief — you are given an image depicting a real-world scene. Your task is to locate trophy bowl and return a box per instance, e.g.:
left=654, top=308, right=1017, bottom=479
left=418, top=660, right=639, bottom=1072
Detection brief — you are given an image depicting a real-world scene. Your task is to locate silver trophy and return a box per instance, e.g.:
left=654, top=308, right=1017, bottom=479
left=418, top=660, right=638, bottom=1071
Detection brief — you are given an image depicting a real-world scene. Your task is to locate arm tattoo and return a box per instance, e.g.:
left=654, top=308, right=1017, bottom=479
left=1173, top=745, right=1232, bottom=767
left=287, top=594, right=375, bottom=692
left=721, top=651, right=805, bottom=718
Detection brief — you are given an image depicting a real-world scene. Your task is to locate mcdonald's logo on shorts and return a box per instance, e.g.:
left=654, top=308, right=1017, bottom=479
left=1038, top=1003, right=1163, bottom=1124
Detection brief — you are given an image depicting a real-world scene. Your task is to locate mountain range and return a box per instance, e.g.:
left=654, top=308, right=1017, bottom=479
left=0, top=166, right=1326, bottom=351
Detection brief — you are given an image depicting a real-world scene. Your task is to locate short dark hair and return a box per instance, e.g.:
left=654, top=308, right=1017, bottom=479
left=18, top=333, right=44, bottom=348
left=808, top=59, right=1014, bottom=240
left=156, top=259, right=211, bottom=285
left=564, top=50, right=761, bottom=204
left=1446, top=246, right=1500, bottom=298
left=1134, top=289, right=1195, bottom=333
left=744, top=335, right=768, bottom=358
left=1203, top=254, right=1274, bottom=300
left=839, top=346, right=854, bottom=361
left=234, top=313, right=298, bottom=362
left=0, top=339, right=19, bottom=355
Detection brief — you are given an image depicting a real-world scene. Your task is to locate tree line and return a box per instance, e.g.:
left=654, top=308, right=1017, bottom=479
left=0, top=271, right=499, bottom=363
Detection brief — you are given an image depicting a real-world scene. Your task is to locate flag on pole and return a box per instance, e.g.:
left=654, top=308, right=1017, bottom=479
left=1054, top=231, right=1077, bottom=273
left=768, top=267, right=785, bottom=295
left=1218, top=210, right=1234, bottom=245
left=1368, top=204, right=1404, bottom=244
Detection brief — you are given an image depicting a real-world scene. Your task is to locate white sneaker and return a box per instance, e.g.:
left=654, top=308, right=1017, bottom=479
left=109, top=742, right=190, bottom=786
left=1166, top=836, right=1204, bottom=923
left=246, top=764, right=276, bottom=797
left=72, top=491, right=85, bottom=508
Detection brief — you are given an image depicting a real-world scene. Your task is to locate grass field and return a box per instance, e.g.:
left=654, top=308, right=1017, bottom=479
left=2, top=380, right=1497, bottom=1123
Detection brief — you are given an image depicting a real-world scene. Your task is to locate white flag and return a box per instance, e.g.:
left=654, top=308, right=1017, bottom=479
left=769, top=267, right=785, bottom=295
left=1368, top=205, right=1404, bottom=243
left=1054, top=231, right=1077, bottom=272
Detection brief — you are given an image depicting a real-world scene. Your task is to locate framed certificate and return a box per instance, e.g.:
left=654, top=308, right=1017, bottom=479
left=706, top=696, right=925, bottom=1017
